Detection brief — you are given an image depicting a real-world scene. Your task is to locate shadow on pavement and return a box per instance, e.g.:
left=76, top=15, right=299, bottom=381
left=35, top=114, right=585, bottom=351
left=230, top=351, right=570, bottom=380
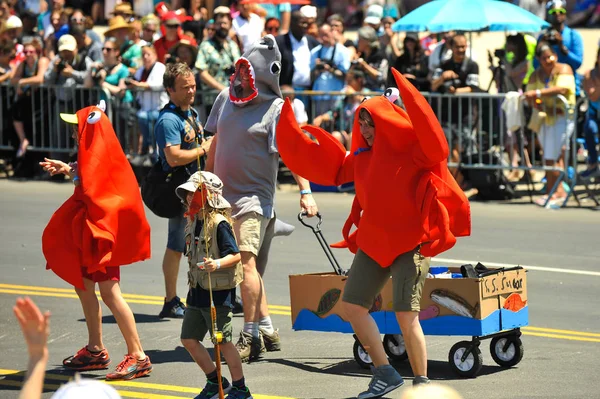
left=145, top=345, right=197, bottom=364
left=77, top=313, right=170, bottom=324
left=264, top=356, right=510, bottom=381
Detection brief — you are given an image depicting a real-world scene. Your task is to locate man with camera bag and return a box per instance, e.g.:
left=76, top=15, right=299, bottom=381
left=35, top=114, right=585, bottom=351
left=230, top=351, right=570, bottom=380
left=143, top=62, right=212, bottom=319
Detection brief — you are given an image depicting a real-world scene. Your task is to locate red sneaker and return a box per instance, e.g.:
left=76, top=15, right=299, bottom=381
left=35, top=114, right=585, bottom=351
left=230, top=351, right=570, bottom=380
left=63, top=346, right=111, bottom=370
left=105, top=354, right=152, bottom=380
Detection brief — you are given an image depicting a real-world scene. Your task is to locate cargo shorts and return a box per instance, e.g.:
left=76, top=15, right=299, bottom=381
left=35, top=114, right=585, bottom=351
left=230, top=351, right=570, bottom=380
left=342, top=247, right=430, bottom=312
left=180, top=306, right=233, bottom=343
left=232, top=211, right=275, bottom=257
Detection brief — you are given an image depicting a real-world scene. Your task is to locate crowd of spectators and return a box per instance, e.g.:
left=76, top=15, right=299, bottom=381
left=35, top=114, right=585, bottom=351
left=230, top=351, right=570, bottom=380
left=0, top=0, right=598, bottom=204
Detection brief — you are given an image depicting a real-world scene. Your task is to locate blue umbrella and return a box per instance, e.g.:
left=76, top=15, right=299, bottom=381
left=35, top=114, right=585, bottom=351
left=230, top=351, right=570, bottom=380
left=392, top=0, right=550, bottom=33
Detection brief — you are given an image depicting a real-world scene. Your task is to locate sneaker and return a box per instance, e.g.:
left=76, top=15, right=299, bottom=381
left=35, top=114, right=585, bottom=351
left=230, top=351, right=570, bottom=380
left=159, top=296, right=186, bottom=318
left=194, top=377, right=232, bottom=399
left=225, top=385, right=253, bottom=399
left=235, top=331, right=265, bottom=362
left=357, top=365, right=404, bottom=399
left=63, top=346, right=111, bottom=371
left=413, top=376, right=430, bottom=386
left=106, top=355, right=152, bottom=380
left=259, top=328, right=281, bottom=352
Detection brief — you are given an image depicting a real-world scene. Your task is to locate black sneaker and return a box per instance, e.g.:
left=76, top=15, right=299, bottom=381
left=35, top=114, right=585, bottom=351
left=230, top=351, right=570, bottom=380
left=225, top=385, right=253, bottom=399
left=159, top=296, right=186, bottom=319
left=194, top=377, right=231, bottom=399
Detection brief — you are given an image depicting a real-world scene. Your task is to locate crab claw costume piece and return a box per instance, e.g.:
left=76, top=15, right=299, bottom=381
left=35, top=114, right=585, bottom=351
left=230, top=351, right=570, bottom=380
left=276, top=69, right=471, bottom=265
left=42, top=101, right=151, bottom=289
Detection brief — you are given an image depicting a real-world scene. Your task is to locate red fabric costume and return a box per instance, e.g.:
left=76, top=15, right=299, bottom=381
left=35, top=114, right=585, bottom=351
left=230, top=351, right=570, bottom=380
left=42, top=104, right=151, bottom=289
left=276, top=69, right=471, bottom=266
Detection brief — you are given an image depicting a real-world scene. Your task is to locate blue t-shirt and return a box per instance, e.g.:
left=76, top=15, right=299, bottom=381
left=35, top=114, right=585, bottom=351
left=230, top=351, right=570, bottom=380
left=154, top=105, right=201, bottom=172
left=186, top=220, right=240, bottom=308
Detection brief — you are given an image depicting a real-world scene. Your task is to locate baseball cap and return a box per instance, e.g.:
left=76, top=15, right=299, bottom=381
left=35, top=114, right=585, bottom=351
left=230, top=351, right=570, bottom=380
left=213, top=6, right=231, bottom=18
left=546, top=0, right=567, bottom=13
left=300, top=5, right=317, bottom=19
left=4, top=15, right=23, bottom=30
left=57, top=34, right=77, bottom=52
left=176, top=171, right=231, bottom=209
left=364, top=4, right=383, bottom=26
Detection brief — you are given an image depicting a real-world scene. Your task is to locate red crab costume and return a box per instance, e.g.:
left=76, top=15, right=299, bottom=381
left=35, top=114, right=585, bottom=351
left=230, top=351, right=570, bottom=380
left=42, top=102, right=151, bottom=289
left=276, top=69, right=471, bottom=266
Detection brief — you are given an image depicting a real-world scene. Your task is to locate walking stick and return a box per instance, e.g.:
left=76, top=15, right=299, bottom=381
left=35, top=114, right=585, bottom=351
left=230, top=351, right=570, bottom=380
left=189, top=136, right=225, bottom=399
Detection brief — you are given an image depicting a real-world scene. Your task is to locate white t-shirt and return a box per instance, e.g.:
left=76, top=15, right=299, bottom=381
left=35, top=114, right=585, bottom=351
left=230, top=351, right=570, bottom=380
left=233, top=13, right=265, bottom=53
left=134, top=62, right=169, bottom=112
left=290, top=34, right=311, bottom=88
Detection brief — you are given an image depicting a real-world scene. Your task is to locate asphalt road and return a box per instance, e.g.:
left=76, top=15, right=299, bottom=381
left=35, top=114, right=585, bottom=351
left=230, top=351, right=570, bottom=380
left=0, top=180, right=599, bottom=399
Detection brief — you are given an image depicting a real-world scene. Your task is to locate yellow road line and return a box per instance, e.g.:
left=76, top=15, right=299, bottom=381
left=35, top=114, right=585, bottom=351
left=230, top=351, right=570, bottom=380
left=522, top=326, right=600, bottom=338
left=4, top=284, right=600, bottom=342
left=0, top=369, right=296, bottom=399
left=521, top=331, right=600, bottom=343
left=0, top=283, right=292, bottom=313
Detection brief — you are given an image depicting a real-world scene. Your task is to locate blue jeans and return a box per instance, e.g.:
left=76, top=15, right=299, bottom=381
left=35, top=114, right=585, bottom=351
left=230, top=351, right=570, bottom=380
left=167, top=214, right=186, bottom=253
left=137, top=110, right=160, bottom=160
left=584, top=110, right=599, bottom=165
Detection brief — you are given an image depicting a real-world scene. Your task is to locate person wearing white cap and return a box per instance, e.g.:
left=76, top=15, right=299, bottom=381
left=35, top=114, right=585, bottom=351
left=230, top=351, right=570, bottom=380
left=363, top=4, right=383, bottom=30
left=44, top=33, right=93, bottom=103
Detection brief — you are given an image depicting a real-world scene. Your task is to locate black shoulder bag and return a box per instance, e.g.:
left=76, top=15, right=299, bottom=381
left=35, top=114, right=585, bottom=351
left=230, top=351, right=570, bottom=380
left=141, top=104, right=203, bottom=219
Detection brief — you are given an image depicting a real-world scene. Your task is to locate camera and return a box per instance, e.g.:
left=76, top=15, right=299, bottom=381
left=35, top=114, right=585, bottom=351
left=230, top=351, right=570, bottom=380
left=57, top=59, right=68, bottom=71
left=494, top=49, right=506, bottom=58
left=544, top=28, right=561, bottom=46
left=223, top=65, right=235, bottom=76
left=124, top=78, right=133, bottom=86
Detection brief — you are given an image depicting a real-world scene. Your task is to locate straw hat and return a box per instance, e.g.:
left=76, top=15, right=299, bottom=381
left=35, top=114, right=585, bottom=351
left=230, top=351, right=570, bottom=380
left=104, top=15, right=134, bottom=37
left=111, top=2, right=134, bottom=16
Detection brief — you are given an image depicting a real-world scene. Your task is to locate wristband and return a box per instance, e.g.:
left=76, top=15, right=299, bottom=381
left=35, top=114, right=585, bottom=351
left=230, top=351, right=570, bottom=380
left=216, top=260, right=221, bottom=269
left=300, top=189, right=312, bottom=195
left=73, top=176, right=80, bottom=182
left=535, top=89, right=541, bottom=98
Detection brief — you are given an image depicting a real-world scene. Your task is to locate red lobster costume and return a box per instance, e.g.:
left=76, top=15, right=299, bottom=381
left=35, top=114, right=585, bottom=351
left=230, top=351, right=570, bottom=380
left=276, top=69, right=471, bottom=266
left=42, top=104, right=151, bottom=289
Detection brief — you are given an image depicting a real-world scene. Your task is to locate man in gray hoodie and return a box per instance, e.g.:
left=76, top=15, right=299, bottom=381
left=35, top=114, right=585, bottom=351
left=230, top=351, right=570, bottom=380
left=205, top=35, right=318, bottom=362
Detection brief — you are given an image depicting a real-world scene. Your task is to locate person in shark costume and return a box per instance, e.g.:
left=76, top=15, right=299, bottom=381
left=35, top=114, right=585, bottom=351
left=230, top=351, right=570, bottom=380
left=205, top=35, right=318, bottom=362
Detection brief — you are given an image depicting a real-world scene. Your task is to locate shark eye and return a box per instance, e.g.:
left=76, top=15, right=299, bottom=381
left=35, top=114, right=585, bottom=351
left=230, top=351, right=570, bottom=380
left=87, top=111, right=102, bottom=124
left=269, top=61, right=281, bottom=75
left=383, top=87, right=400, bottom=103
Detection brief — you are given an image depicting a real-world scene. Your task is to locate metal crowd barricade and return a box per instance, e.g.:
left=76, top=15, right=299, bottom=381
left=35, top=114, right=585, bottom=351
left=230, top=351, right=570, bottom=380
left=0, top=83, right=111, bottom=153
left=0, top=83, right=585, bottom=210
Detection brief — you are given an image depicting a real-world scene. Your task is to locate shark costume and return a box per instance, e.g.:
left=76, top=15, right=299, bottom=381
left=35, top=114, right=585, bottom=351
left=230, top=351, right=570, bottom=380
left=204, top=35, right=288, bottom=361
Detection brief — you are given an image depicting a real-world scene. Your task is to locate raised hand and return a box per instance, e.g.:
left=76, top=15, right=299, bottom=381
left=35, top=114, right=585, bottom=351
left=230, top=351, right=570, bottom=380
left=13, top=297, right=50, bottom=359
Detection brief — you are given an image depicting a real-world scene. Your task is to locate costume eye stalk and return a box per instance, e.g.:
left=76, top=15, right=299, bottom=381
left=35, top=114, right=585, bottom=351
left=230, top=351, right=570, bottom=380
left=383, top=87, right=400, bottom=104
left=87, top=111, right=102, bottom=124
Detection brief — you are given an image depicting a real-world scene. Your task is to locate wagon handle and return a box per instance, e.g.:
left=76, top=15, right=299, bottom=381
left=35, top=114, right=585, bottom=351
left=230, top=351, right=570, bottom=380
left=298, top=211, right=323, bottom=232
left=298, top=211, right=346, bottom=276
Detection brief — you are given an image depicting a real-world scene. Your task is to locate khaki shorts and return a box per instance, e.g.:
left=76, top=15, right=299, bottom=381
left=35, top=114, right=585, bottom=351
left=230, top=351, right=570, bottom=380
left=342, top=247, right=430, bottom=312
left=233, top=212, right=275, bottom=257
left=180, top=306, right=233, bottom=343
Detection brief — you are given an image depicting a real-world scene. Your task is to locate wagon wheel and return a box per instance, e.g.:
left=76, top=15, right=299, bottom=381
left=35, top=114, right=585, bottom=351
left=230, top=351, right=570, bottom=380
left=383, top=334, right=409, bottom=362
left=490, top=336, right=524, bottom=367
left=353, top=340, right=373, bottom=369
left=448, top=341, right=483, bottom=378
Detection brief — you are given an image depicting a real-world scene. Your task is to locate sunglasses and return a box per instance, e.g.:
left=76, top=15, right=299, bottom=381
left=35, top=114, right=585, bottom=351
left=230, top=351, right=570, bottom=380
left=548, top=8, right=566, bottom=15
left=71, top=17, right=85, bottom=23
left=166, top=24, right=179, bottom=29
left=23, top=50, right=36, bottom=55
left=144, top=28, right=156, bottom=33
left=266, top=25, right=279, bottom=32
left=102, top=47, right=116, bottom=52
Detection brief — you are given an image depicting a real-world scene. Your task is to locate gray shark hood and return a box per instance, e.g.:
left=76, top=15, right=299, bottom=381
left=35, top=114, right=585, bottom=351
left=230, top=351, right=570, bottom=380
left=229, top=34, right=282, bottom=106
